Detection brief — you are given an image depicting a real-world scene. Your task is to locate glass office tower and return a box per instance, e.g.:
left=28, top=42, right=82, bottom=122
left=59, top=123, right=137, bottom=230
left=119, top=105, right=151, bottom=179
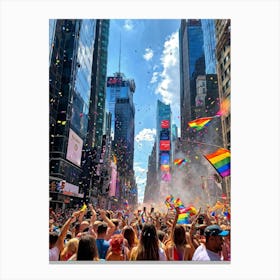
left=49, top=19, right=97, bottom=208
left=179, top=19, right=205, bottom=141
left=106, top=72, right=136, bottom=205
left=201, top=19, right=217, bottom=74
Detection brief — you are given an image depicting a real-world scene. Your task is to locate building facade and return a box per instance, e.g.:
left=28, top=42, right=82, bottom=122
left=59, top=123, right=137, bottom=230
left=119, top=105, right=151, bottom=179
left=106, top=72, right=137, bottom=208
left=179, top=19, right=206, bottom=142
left=86, top=19, right=110, bottom=150
left=143, top=141, right=157, bottom=204
left=215, top=19, right=231, bottom=198
left=49, top=19, right=111, bottom=210
left=201, top=19, right=217, bottom=74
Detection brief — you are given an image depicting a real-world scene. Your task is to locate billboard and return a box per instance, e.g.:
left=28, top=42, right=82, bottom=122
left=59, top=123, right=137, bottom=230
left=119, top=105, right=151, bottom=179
left=160, top=140, right=170, bottom=151
left=161, top=120, right=170, bottom=128
left=160, top=129, right=170, bottom=140
left=63, top=181, right=79, bottom=195
left=66, top=128, right=83, bottom=167
left=107, top=76, right=123, bottom=86
left=160, top=164, right=170, bottom=172
left=109, top=162, right=117, bottom=197
left=160, top=152, right=170, bottom=164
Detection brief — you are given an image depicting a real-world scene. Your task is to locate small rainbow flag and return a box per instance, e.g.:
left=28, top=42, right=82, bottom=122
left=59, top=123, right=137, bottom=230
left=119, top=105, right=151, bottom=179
left=174, top=198, right=185, bottom=209
left=185, top=205, right=197, bottom=216
left=173, top=158, right=187, bottom=166
left=204, top=148, right=230, bottom=178
left=165, top=195, right=175, bottom=209
left=177, top=212, right=191, bottom=224
left=188, top=117, right=214, bottom=131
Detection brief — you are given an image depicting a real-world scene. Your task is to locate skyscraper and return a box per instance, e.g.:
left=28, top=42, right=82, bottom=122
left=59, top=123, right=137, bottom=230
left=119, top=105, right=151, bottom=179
left=86, top=19, right=110, bottom=150
left=143, top=141, right=157, bottom=203
left=179, top=19, right=206, bottom=141
left=156, top=100, right=172, bottom=200
left=49, top=20, right=96, bottom=194
left=49, top=19, right=111, bottom=209
left=201, top=19, right=217, bottom=74
left=215, top=19, right=231, bottom=198
left=106, top=72, right=136, bottom=206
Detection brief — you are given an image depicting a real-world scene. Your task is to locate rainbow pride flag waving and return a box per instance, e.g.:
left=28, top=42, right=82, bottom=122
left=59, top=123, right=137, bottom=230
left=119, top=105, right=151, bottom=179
left=204, top=148, right=231, bottom=178
left=165, top=195, right=197, bottom=224
left=188, top=116, right=214, bottom=131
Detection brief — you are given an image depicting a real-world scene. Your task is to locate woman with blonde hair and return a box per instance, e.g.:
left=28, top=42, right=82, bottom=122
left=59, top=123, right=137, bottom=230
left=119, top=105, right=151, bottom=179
left=60, top=238, right=79, bottom=261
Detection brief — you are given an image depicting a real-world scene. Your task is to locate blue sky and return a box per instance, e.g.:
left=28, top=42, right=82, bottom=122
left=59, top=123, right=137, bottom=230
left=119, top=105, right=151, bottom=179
left=106, top=19, right=181, bottom=203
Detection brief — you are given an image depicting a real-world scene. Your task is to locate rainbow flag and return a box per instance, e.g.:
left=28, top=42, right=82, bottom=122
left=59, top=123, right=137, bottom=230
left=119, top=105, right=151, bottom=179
left=177, top=212, right=191, bottom=224
left=173, top=158, right=187, bottom=166
left=188, top=117, right=214, bottom=131
left=174, top=198, right=185, bottom=209
left=174, top=158, right=184, bottom=165
left=185, top=205, right=197, bottom=216
left=165, top=195, right=175, bottom=209
left=204, top=148, right=230, bottom=178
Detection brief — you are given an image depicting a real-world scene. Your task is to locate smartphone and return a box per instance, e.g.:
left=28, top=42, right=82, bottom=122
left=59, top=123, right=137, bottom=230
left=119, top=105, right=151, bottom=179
left=151, top=207, right=154, bottom=213
left=143, top=207, right=146, bottom=212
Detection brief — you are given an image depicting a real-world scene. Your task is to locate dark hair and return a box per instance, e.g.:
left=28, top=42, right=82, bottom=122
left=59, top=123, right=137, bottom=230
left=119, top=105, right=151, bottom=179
left=97, top=222, right=108, bottom=235
left=49, top=232, right=58, bottom=246
left=112, top=219, right=119, bottom=228
left=76, top=235, right=98, bottom=261
left=173, top=224, right=187, bottom=246
left=136, top=223, right=159, bottom=260
left=157, top=230, right=165, bottom=242
left=122, top=226, right=137, bottom=249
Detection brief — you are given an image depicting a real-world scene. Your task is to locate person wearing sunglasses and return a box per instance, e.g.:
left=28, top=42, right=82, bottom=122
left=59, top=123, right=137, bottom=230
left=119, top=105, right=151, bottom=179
left=192, top=224, right=229, bottom=261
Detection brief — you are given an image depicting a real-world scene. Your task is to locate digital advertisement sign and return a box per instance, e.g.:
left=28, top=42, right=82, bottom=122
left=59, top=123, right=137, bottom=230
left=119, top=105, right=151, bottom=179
left=160, top=129, right=170, bottom=140
left=160, top=164, right=170, bottom=172
left=160, top=152, right=170, bottom=164
left=107, top=76, right=123, bottom=86
left=160, top=140, right=170, bottom=151
left=109, top=162, right=117, bottom=197
left=161, top=120, right=170, bottom=128
left=66, top=128, right=83, bottom=167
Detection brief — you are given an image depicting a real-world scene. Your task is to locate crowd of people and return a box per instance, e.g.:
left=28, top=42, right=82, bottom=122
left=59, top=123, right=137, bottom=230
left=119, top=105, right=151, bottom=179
left=49, top=203, right=230, bottom=262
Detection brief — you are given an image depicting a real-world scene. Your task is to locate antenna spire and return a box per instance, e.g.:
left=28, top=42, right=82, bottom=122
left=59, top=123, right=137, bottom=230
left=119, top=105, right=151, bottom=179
left=118, top=33, right=121, bottom=74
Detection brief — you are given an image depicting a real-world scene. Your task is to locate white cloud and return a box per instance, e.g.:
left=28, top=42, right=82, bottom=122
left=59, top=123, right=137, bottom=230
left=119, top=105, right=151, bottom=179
left=155, top=32, right=180, bottom=107
left=150, top=72, right=159, bottom=84
left=134, top=166, right=147, bottom=174
left=135, top=128, right=156, bottom=143
left=134, top=162, right=147, bottom=204
left=123, top=19, right=134, bottom=31
left=143, top=48, right=154, bottom=61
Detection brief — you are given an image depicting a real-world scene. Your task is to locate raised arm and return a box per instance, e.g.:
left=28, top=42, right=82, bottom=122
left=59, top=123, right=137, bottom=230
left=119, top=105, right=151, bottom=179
left=187, top=208, right=201, bottom=251
left=56, top=210, right=81, bottom=252
left=88, top=204, right=97, bottom=238
left=100, top=210, right=116, bottom=240
left=169, top=207, right=179, bottom=243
